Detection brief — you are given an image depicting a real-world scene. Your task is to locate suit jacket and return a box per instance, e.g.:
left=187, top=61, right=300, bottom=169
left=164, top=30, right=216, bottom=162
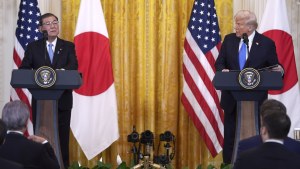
left=215, top=31, right=280, bottom=113
left=0, top=133, right=59, bottom=169
left=19, top=38, right=78, bottom=110
left=0, top=157, right=24, bottom=169
left=237, top=135, right=300, bottom=156
left=233, top=142, right=300, bottom=169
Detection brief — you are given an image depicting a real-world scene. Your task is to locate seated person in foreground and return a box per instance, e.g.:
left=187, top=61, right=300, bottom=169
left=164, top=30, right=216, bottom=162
left=237, top=99, right=300, bottom=156
left=0, top=119, right=24, bottom=169
left=233, top=108, right=300, bottom=169
left=0, top=100, right=59, bottom=169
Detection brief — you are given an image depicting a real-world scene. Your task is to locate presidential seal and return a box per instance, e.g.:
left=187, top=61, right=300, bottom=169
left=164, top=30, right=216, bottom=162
left=34, top=66, right=56, bottom=88
left=238, top=68, right=260, bottom=89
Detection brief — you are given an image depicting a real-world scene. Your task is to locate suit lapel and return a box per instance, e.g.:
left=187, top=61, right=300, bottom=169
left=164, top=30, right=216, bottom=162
left=245, top=32, right=261, bottom=67
left=52, top=38, right=63, bottom=66
left=39, top=39, right=52, bottom=65
left=233, top=36, right=241, bottom=69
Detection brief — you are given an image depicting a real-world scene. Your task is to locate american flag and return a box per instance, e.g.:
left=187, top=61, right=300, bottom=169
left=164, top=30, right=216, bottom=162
left=10, top=0, right=42, bottom=135
left=181, top=0, right=223, bottom=157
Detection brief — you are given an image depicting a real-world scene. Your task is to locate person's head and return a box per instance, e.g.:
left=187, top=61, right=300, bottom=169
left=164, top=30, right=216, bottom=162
left=260, top=112, right=291, bottom=142
left=39, top=13, right=59, bottom=41
left=234, top=10, right=258, bottom=38
left=260, top=99, right=287, bottom=118
left=2, top=100, right=30, bottom=132
left=0, top=119, right=7, bottom=145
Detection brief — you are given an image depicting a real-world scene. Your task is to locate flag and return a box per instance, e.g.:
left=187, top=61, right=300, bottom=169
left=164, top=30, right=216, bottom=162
left=71, top=0, right=119, bottom=160
left=259, top=0, right=300, bottom=138
left=181, top=0, right=224, bottom=157
left=10, top=0, right=43, bottom=135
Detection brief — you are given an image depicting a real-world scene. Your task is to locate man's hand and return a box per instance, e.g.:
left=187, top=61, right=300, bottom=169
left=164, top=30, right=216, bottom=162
left=271, top=65, right=284, bottom=76
left=28, top=135, right=47, bottom=144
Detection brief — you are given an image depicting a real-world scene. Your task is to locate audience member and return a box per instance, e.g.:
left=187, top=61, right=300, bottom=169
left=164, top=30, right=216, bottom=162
left=0, top=119, right=24, bottom=169
left=233, top=103, right=300, bottom=169
left=0, top=100, right=59, bottom=169
left=0, top=119, right=7, bottom=145
left=237, top=99, right=300, bottom=156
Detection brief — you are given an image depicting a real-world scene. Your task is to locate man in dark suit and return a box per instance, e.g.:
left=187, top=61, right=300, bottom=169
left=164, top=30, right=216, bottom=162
left=237, top=99, right=300, bottom=157
left=19, top=13, right=78, bottom=168
left=0, top=119, right=6, bottom=145
left=0, top=100, right=59, bottom=169
left=0, top=119, right=24, bottom=169
left=233, top=107, right=300, bottom=169
left=214, top=10, right=284, bottom=164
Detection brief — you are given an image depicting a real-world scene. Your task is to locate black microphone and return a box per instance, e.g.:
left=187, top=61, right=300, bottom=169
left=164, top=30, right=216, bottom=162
left=42, top=30, right=48, bottom=40
left=242, top=33, right=249, bottom=47
left=42, top=30, right=48, bottom=65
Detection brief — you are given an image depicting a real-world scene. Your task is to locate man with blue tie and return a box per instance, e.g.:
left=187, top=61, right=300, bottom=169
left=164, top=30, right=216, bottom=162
left=215, top=10, right=284, bottom=164
left=19, top=13, right=78, bottom=169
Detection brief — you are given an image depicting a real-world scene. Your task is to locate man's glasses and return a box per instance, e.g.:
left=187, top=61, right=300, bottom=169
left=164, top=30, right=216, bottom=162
left=42, top=20, right=59, bottom=26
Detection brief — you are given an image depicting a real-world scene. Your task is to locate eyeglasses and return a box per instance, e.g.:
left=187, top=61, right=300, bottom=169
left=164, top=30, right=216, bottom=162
left=42, top=20, right=59, bottom=26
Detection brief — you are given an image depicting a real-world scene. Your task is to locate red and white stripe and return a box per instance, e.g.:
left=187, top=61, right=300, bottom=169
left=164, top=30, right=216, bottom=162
left=182, top=29, right=224, bottom=157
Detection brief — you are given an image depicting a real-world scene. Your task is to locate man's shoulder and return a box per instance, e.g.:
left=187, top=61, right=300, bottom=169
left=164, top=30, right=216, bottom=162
left=239, top=135, right=261, bottom=145
left=27, top=39, right=44, bottom=47
left=254, top=31, right=275, bottom=44
left=6, top=133, right=44, bottom=149
left=284, top=137, right=300, bottom=154
left=224, top=33, right=237, bottom=39
left=57, top=37, right=75, bottom=46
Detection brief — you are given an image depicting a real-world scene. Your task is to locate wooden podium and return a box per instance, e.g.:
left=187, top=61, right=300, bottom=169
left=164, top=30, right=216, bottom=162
left=213, top=70, right=283, bottom=163
left=10, top=69, right=82, bottom=169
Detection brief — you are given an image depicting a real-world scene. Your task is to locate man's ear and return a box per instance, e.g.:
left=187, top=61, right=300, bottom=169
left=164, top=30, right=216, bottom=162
left=260, top=126, right=268, bottom=142
left=261, top=126, right=267, bottom=135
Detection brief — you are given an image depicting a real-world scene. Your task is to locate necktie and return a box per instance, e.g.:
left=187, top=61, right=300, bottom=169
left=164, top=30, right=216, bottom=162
left=48, top=43, right=54, bottom=63
left=239, top=42, right=247, bottom=70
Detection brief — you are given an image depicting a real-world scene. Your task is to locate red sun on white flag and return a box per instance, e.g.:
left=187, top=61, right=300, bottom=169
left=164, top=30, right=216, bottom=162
left=71, top=0, right=119, bottom=160
left=259, top=0, right=300, bottom=138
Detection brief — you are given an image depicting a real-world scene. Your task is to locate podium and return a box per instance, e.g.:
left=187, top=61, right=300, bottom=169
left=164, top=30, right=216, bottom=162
left=10, top=69, right=82, bottom=169
left=213, top=70, right=283, bottom=163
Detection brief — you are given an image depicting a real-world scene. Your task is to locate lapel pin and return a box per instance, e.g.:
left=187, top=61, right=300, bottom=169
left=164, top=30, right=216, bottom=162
left=256, top=42, right=259, bottom=45
left=57, top=48, right=62, bottom=54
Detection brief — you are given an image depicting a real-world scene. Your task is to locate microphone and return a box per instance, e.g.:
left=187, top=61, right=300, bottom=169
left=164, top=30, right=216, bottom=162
left=42, top=30, right=48, bottom=65
left=42, top=30, right=48, bottom=40
left=242, top=33, right=249, bottom=47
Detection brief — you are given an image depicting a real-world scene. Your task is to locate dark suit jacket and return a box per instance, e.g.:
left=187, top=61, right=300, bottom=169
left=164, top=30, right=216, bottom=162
left=0, top=133, right=59, bottom=169
left=237, top=135, right=300, bottom=157
left=0, top=157, right=24, bottom=169
left=19, top=38, right=78, bottom=110
left=215, top=31, right=280, bottom=113
left=234, top=142, right=300, bottom=169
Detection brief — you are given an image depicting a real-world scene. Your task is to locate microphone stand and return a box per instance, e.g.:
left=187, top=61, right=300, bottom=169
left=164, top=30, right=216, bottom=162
left=42, top=30, right=48, bottom=65
left=242, top=33, right=249, bottom=65
left=132, top=143, right=165, bottom=169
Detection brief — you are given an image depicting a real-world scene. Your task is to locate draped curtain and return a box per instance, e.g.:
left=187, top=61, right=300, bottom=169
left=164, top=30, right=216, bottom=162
left=61, top=0, right=232, bottom=168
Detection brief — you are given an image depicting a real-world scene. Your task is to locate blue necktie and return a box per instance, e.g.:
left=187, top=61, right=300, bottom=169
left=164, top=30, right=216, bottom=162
left=48, top=43, right=54, bottom=63
left=239, top=42, right=247, bottom=70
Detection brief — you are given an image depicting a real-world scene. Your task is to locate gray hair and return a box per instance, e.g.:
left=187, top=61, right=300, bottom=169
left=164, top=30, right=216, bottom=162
left=2, top=100, right=29, bottom=130
left=234, top=10, right=258, bottom=30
